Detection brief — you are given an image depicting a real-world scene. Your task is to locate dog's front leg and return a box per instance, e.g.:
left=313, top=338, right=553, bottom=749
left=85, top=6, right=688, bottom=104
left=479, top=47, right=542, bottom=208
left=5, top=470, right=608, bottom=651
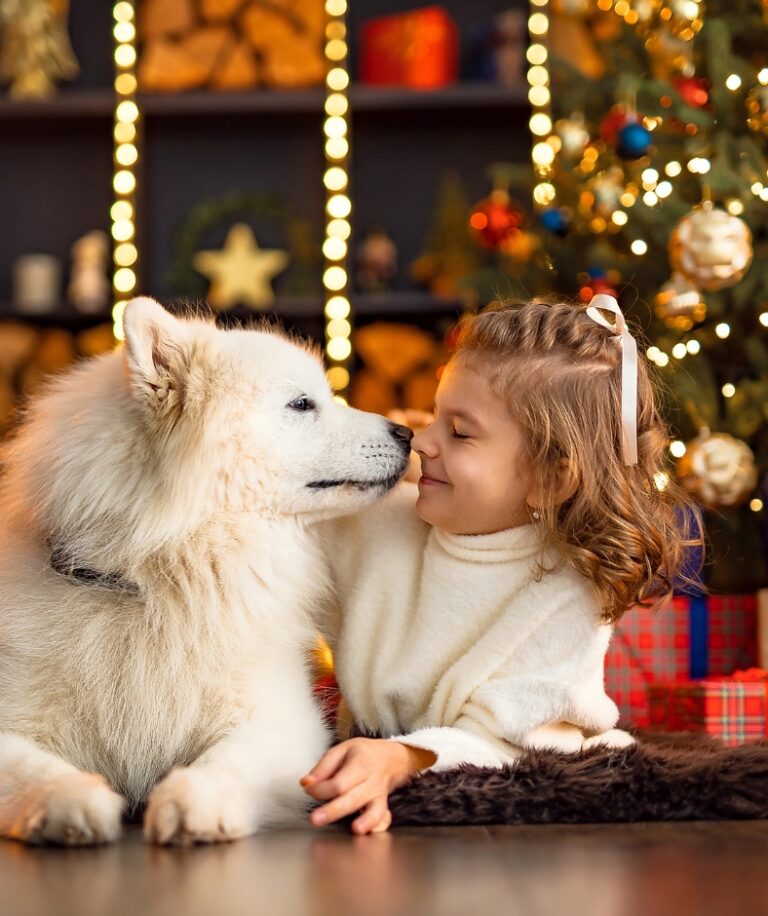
left=0, top=731, right=125, bottom=845
left=144, top=673, right=329, bottom=845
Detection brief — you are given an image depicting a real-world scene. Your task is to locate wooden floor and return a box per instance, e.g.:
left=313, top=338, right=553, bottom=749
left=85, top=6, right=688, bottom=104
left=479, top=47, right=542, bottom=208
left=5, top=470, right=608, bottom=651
left=2, top=821, right=768, bottom=916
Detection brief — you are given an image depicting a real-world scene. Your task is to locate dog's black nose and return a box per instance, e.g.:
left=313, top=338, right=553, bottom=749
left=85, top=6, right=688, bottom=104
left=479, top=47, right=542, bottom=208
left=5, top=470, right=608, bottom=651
left=388, top=422, right=414, bottom=448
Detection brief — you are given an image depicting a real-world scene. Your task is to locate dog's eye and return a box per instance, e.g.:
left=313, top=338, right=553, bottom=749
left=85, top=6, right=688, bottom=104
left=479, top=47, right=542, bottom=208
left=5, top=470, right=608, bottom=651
left=287, top=396, right=316, bottom=412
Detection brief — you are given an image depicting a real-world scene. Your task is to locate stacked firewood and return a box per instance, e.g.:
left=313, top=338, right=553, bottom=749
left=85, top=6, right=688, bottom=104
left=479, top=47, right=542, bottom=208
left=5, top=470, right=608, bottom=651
left=138, top=0, right=326, bottom=91
left=0, top=323, right=114, bottom=437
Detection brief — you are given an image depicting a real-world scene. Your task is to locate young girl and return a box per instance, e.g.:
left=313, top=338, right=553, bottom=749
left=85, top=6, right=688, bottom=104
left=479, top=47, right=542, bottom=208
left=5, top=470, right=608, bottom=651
left=302, top=295, right=696, bottom=835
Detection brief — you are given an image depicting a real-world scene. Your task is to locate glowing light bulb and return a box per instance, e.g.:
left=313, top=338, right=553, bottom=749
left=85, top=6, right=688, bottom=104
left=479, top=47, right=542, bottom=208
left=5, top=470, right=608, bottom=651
left=327, top=366, right=350, bottom=390
left=528, top=12, right=549, bottom=34
left=327, top=68, right=349, bottom=91
left=322, top=237, right=347, bottom=261
left=323, top=266, right=348, bottom=291
left=326, top=337, right=352, bottom=361
left=325, top=296, right=351, bottom=320
left=327, top=195, right=352, bottom=219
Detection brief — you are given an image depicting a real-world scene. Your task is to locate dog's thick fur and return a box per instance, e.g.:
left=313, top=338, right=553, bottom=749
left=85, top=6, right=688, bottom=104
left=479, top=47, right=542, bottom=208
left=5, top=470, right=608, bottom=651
left=0, top=297, right=409, bottom=846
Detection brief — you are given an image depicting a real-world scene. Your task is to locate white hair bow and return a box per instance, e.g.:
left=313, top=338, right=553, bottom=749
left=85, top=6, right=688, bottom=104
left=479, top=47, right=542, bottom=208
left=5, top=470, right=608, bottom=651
left=585, top=294, right=638, bottom=466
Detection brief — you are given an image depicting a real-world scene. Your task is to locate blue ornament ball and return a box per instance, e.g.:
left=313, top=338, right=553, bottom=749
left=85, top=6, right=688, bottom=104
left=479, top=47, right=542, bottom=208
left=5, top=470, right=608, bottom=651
left=541, top=207, right=569, bottom=236
left=617, top=122, right=651, bottom=159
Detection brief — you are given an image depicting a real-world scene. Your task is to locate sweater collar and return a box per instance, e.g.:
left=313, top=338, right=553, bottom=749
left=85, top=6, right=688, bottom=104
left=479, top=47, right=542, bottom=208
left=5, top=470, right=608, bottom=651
left=432, top=523, right=542, bottom=563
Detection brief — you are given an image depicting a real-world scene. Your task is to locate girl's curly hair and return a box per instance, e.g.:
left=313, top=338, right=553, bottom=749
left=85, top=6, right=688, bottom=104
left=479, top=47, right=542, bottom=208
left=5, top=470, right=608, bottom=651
left=455, top=298, right=701, bottom=623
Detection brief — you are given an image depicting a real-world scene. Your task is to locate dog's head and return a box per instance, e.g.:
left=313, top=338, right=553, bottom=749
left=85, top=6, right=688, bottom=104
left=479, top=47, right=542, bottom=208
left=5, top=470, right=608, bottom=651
left=122, top=297, right=411, bottom=521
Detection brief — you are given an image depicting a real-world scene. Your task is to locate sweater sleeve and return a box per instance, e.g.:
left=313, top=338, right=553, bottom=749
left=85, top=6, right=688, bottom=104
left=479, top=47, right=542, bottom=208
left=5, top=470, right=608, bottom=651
left=387, top=635, right=622, bottom=771
left=390, top=678, right=626, bottom=770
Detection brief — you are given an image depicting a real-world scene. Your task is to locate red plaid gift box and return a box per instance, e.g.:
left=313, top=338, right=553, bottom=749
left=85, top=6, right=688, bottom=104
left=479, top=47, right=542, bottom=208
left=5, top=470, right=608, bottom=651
left=605, top=594, right=757, bottom=728
left=648, top=670, right=768, bottom=746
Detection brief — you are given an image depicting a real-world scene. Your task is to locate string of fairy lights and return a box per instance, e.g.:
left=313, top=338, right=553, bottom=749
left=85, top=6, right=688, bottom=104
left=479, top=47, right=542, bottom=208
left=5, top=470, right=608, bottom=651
left=111, top=1, right=139, bottom=342
left=323, top=0, right=353, bottom=402
left=527, top=0, right=556, bottom=210
left=109, top=0, right=353, bottom=391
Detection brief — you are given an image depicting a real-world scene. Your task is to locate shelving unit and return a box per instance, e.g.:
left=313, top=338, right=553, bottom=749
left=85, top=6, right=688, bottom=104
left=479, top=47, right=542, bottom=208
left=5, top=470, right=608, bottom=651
left=0, top=0, right=529, bottom=339
left=0, top=83, right=528, bottom=121
left=0, top=292, right=465, bottom=334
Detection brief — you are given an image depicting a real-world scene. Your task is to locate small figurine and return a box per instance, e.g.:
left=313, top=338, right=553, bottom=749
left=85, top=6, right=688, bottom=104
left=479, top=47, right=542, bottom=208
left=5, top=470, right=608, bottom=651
left=355, top=226, right=397, bottom=293
left=68, top=230, right=110, bottom=314
left=0, top=0, right=79, bottom=99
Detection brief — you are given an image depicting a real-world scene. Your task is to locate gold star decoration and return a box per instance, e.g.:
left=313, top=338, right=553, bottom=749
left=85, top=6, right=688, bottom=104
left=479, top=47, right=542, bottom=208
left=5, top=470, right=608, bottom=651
left=193, top=223, right=290, bottom=310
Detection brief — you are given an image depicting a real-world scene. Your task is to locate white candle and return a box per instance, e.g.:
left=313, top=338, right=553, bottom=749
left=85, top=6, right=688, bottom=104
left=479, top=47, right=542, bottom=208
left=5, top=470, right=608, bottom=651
left=13, top=254, right=62, bottom=314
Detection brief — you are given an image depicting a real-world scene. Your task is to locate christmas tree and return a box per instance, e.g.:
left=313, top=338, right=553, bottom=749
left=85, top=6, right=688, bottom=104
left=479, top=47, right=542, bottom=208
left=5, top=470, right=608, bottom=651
left=505, top=0, right=768, bottom=590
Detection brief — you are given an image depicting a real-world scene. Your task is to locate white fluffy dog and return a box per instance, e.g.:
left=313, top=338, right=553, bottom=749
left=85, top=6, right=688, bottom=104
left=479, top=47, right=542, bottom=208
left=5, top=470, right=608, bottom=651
left=0, top=297, right=411, bottom=846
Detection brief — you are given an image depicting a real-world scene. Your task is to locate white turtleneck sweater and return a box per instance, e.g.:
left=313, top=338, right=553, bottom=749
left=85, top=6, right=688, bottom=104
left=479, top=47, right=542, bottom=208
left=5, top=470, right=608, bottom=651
left=317, top=484, right=628, bottom=772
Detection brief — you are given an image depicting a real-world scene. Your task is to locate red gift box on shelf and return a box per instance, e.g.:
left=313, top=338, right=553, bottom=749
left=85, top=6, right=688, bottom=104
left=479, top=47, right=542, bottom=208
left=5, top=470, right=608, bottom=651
left=604, top=594, right=757, bottom=728
left=360, top=6, right=459, bottom=89
left=648, top=670, right=768, bottom=746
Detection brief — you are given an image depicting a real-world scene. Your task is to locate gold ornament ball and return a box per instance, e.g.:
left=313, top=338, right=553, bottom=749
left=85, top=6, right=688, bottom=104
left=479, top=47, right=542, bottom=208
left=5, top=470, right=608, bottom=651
left=588, top=167, right=625, bottom=219
left=668, top=205, right=753, bottom=292
left=555, top=115, right=590, bottom=159
left=676, top=430, right=758, bottom=509
left=746, top=86, right=768, bottom=135
left=654, top=273, right=706, bottom=331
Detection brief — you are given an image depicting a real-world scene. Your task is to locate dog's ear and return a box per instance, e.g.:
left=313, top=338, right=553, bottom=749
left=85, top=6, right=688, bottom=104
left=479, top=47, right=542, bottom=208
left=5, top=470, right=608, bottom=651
left=122, top=297, right=189, bottom=414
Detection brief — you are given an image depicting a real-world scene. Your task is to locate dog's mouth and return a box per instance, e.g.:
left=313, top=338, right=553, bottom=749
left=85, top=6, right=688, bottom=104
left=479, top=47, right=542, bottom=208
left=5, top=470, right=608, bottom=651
left=306, top=473, right=402, bottom=493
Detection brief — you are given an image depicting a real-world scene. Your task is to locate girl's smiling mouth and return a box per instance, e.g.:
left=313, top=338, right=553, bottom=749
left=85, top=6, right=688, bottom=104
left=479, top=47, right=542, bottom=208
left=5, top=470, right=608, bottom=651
left=419, top=473, right=449, bottom=486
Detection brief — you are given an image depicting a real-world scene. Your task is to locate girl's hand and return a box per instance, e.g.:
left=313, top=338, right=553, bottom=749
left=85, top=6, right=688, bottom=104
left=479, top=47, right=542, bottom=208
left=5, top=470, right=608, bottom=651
left=300, top=737, right=436, bottom=835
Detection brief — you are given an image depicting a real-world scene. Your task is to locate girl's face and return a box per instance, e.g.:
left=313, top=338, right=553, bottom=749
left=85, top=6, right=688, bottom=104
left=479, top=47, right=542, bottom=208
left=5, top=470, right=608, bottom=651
left=411, top=357, right=535, bottom=535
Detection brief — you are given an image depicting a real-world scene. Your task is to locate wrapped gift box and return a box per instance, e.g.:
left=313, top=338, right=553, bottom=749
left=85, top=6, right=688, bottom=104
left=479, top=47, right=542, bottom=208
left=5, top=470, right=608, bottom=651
left=360, top=6, right=459, bottom=89
left=648, top=672, right=768, bottom=746
left=605, top=594, right=757, bottom=727
left=758, top=589, right=768, bottom=668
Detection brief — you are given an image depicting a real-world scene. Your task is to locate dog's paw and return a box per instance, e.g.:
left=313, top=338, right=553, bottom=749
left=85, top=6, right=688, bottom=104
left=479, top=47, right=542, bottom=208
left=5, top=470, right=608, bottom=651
left=582, top=728, right=636, bottom=751
left=18, top=772, right=125, bottom=846
left=143, top=767, right=252, bottom=845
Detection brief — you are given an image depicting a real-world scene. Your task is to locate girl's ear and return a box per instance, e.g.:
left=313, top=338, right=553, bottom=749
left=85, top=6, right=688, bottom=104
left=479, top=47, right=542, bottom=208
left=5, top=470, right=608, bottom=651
left=527, top=460, right=579, bottom=511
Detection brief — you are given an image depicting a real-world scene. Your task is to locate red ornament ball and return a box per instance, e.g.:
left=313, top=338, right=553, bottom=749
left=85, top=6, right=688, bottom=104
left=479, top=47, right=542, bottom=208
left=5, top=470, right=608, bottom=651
left=578, top=277, right=618, bottom=302
left=674, top=76, right=709, bottom=108
left=470, top=190, right=523, bottom=249
left=600, top=106, right=630, bottom=146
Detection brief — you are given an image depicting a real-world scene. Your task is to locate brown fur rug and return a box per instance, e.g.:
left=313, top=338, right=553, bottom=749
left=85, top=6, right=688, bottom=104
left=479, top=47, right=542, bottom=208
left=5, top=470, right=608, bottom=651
left=386, top=735, right=768, bottom=826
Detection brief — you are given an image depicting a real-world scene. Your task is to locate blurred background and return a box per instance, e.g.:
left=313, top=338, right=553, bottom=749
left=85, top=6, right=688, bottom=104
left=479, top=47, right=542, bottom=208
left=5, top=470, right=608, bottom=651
left=0, top=0, right=767, bottom=595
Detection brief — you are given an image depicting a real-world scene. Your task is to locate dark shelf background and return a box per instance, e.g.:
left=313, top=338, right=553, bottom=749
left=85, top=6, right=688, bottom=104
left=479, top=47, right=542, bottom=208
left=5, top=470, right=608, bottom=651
left=0, top=0, right=529, bottom=336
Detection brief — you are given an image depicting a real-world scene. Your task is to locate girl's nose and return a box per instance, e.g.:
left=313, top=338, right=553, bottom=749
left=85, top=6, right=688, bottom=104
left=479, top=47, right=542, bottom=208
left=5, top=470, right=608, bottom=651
left=412, top=425, right=438, bottom=458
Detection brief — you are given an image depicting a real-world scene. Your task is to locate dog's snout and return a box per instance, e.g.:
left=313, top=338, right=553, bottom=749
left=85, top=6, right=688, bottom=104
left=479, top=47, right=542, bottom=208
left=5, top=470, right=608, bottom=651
left=388, top=422, right=414, bottom=452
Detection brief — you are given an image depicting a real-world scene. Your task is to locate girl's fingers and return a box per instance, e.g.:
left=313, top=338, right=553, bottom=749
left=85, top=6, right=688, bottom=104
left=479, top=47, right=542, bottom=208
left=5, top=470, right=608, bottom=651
left=300, top=744, right=349, bottom=785
left=351, top=797, right=391, bottom=835
left=310, top=782, right=374, bottom=827
left=371, top=808, right=393, bottom=834
left=303, top=760, right=367, bottom=801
